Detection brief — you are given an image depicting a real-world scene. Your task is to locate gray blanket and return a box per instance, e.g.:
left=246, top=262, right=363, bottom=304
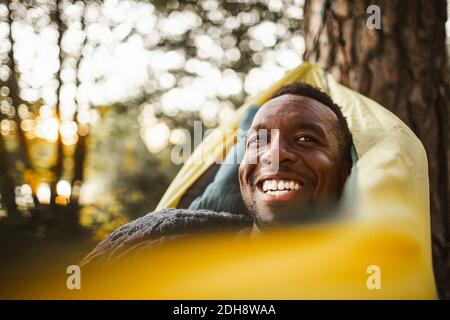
left=81, top=208, right=253, bottom=266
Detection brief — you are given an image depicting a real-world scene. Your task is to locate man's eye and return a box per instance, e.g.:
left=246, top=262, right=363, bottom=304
left=296, top=135, right=314, bottom=142
left=248, top=135, right=268, bottom=146
left=258, top=135, right=269, bottom=143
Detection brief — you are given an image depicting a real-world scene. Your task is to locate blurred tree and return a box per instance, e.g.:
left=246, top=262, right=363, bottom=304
left=50, top=0, right=64, bottom=205
left=304, top=0, right=449, bottom=298
left=0, top=134, right=18, bottom=216
left=0, top=0, right=93, bottom=232
left=0, top=0, right=303, bottom=233
left=5, top=0, right=32, bottom=171
left=0, top=0, right=30, bottom=217
left=71, top=0, right=89, bottom=200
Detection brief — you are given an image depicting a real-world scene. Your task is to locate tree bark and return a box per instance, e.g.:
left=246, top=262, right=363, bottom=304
left=304, top=0, right=449, bottom=298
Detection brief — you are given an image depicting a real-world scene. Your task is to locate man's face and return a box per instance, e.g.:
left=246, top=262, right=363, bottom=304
left=238, top=94, right=351, bottom=226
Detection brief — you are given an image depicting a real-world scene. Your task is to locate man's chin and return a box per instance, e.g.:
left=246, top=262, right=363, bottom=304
left=253, top=202, right=316, bottom=226
left=253, top=198, right=345, bottom=227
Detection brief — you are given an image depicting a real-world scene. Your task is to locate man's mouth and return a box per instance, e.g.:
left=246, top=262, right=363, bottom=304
left=261, top=179, right=302, bottom=194
left=256, top=178, right=305, bottom=202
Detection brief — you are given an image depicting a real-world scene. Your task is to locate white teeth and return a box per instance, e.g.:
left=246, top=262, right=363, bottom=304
left=261, top=179, right=302, bottom=192
left=270, top=180, right=277, bottom=190
left=278, top=181, right=284, bottom=190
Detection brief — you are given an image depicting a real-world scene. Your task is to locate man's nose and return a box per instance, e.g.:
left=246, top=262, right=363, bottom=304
left=260, top=132, right=297, bottom=166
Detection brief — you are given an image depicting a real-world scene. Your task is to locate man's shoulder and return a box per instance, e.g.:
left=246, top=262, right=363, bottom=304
left=80, top=208, right=252, bottom=266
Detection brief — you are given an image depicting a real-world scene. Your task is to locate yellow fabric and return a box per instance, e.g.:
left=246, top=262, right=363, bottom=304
left=146, top=63, right=436, bottom=299
left=9, top=63, right=435, bottom=299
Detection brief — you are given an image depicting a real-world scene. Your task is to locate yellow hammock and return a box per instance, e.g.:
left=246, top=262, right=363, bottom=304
left=6, top=63, right=437, bottom=300
left=149, top=63, right=437, bottom=299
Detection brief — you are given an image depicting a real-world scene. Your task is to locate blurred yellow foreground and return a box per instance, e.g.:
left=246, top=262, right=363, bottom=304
left=5, top=64, right=436, bottom=299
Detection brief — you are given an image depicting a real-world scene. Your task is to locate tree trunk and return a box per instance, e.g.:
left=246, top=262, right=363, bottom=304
left=51, top=0, right=65, bottom=206
left=304, top=0, right=449, bottom=298
left=0, top=134, right=19, bottom=216
left=6, top=0, right=33, bottom=171
left=71, top=0, right=89, bottom=204
left=71, top=135, right=87, bottom=189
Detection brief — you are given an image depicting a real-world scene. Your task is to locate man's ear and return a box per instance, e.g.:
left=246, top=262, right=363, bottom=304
left=339, top=159, right=352, bottom=188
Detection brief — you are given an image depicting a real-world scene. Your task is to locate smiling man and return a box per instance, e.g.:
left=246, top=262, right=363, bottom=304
left=81, top=83, right=354, bottom=266
left=239, top=83, right=353, bottom=227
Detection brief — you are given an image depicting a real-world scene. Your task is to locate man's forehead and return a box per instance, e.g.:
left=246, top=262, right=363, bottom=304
left=250, top=94, right=338, bottom=128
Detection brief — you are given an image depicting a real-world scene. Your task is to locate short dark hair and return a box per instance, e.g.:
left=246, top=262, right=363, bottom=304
left=269, top=82, right=353, bottom=162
